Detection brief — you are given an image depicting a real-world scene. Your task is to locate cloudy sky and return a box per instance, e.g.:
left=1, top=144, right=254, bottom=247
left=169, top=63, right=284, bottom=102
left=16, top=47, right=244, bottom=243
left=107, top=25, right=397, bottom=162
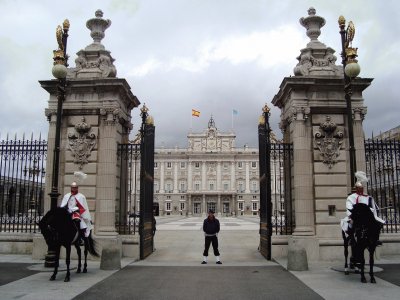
left=0, top=0, right=398, bottom=148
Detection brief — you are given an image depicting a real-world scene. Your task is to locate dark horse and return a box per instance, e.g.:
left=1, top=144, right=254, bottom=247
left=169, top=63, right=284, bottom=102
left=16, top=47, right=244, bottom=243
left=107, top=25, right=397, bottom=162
left=39, top=207, right=99, bottom=282
left=348, top=203, right=382, bottom=283
left=342, top=227, right=357, bottom=275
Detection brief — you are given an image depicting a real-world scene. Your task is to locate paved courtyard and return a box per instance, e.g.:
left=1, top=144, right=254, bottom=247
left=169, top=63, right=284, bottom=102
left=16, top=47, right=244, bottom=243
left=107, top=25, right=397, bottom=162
left=0, top=216, right=400, bottom=300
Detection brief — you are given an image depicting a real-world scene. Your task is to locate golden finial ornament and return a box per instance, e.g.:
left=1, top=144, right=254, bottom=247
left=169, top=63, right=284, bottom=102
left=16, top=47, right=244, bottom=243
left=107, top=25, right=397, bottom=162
left=262, top=104, right=270, bottom=114
left=63, top=19, right=70, bottom=31
left=141, top=103, right=149, bottom=115
left=338, top=15, right=346, bottom=26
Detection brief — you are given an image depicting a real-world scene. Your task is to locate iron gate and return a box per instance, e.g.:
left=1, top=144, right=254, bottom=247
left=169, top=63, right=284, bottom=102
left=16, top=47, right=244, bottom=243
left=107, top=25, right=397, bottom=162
left=258, top=105, right=294, bottom=260
left=117, top=107, right=155, bottom=259
left=365, top=138, right=399, bottom=233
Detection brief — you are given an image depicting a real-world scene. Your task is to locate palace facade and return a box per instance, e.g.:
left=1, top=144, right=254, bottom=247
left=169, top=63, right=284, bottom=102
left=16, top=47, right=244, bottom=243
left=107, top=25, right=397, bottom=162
left=132, top=117, right=283, bottom=217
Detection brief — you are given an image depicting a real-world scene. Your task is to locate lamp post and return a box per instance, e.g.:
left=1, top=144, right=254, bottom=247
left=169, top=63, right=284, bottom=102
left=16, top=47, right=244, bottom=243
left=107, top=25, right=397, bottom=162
left=338, top=16, right=361, bottom=189
left=23, top=158, right=45, bottom=210
left=45, top=19, right=69, bottom=267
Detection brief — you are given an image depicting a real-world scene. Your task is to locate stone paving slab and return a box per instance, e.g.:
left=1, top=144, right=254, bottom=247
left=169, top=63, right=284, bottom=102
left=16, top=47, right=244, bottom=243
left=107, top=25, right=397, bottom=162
left=74, top=265, right=324, bottom=300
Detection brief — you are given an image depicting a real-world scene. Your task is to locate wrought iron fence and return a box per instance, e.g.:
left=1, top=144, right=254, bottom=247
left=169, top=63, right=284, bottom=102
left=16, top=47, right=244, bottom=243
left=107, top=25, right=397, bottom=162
left=117, top=143, right=141, bottom=235
left=365, top=138, right=400, bottom=233
left=270, top=143, right=294, bottom=235
left=0, top=135, right=47, bottom=233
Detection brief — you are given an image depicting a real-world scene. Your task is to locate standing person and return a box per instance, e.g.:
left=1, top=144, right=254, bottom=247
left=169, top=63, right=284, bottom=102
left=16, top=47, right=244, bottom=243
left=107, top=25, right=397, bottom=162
left=60, top=177, right=92, bottom=245
left=201, top=209, right=222, bottom=264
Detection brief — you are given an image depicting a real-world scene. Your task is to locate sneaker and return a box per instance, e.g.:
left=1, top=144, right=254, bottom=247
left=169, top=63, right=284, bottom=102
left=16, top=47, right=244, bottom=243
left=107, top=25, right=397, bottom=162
left=201, top=261, right=207, bottom=264
left=216, top=261, right=222, bottom=265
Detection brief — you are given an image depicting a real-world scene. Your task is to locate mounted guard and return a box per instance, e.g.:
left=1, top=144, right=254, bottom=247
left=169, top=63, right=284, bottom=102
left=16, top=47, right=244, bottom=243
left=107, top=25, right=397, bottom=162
left=60, top=171, right=93, bottom=244
left=341, top=171, right=384, bottom=243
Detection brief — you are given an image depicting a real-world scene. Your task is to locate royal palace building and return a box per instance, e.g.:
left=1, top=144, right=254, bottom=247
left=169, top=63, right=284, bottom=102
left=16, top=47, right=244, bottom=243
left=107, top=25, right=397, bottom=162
left=132, top=116, right=283, bottom=217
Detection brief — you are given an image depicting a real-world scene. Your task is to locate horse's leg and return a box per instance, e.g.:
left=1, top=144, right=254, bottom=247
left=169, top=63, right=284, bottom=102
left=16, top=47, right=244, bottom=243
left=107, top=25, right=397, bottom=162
left=64, top=245, right=71, bottom=282
left=350, top=243, right=358, bottom=272
left=343, top=232, right=349, bottom=275
left=83, top=237, right=88, bottom=273
left=75, top=242, right=82, bottom=273
left=50, top=245, right=60, bottom=281
left=360, top=248, right=367, bottom=283
left=369, top=246, right=376, bottom=283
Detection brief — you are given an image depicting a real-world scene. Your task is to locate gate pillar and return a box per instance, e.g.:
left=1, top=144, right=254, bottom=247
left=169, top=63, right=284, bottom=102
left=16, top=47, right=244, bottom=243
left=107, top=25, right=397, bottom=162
left=272, top=8, right=372, bottom=260
left=41, top=11, right=140, bottom=254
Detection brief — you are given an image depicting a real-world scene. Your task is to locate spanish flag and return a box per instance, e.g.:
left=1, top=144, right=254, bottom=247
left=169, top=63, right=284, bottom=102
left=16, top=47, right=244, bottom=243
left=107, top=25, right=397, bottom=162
left=192, top=109, right=200, bottom=117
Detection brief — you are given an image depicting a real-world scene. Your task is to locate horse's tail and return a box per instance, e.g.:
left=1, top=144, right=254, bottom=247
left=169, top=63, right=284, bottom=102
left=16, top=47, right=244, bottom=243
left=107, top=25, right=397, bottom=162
left=87, top=233, right=100, bottom=257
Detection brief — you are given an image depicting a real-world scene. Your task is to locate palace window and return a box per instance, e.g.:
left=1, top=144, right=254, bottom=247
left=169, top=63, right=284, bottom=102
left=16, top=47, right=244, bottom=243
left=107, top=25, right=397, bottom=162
left=195, top=162, right=200, bottom=168
left=238, top=162, right=243, bottom=168
left=181, top=162, right=186, bottom=168
left=166, top=202, right=171, bottom=211
left=251, top=161, right=257, bottom=168
left=252, top=202, right=258, bottom=211
left=154, top=162, right=158, bottom=168
left=180, top=202, right=185, bottom=211
left=167, top=162, right=172, bottom=168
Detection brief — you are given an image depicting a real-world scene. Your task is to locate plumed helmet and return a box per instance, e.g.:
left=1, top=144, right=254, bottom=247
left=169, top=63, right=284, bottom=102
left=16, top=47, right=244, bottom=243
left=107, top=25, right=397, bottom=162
left=71, top=181, right=78, bottom=188
left=355, top=181, right=363, bottom=188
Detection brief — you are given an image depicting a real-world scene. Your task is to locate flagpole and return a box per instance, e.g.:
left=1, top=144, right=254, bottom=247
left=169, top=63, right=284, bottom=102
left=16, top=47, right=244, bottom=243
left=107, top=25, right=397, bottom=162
left=190, top=113, right=193, bottom=133
left=231, top=110, right=233, bottom=132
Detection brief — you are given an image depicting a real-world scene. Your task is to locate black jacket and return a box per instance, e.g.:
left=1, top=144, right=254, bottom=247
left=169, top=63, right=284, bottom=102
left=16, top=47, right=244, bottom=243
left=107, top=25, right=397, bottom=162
left=203, top=217, right=220, bottom=235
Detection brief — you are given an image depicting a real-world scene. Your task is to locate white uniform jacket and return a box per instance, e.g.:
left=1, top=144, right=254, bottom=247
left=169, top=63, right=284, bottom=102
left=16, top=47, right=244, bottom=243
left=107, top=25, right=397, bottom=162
left=341, top=192, right=385, bottom=233
left=61, top=192, right=93, bottom=237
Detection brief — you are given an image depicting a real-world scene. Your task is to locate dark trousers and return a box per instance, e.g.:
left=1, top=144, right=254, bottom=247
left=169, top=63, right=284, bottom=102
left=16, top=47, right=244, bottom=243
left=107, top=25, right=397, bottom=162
left=203, top=235, right=220, bottom=256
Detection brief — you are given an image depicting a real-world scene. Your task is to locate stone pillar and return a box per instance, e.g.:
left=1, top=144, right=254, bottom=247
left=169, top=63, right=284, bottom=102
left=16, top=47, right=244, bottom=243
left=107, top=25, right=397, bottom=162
left=217, top=162, right=222, bottom=191
left=202, top=194, right=206, bottom=216
left=271, top=8, right=372, bottom=261
left=230, top=162, right=235, bottom=191
left=291, top=113, right=314, bottom=236
left=218, top=194, right=221, bottom=215
left=173, top=161, right=178, bottom=193
left=159, top=162, right=165, bottom=193
left=202, top=161, right=206, bottom=190
left=245, top=161, right=250, bottom=193
left=42, top=10, right=140, bottom=256
left=188, top=194, right=192, bottom=216
left=187, top=161, right=193, bottom=191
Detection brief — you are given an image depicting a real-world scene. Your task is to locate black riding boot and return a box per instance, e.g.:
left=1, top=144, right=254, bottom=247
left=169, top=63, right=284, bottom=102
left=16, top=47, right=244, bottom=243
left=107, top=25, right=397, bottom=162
left=73, top=219, right=84, bottom=246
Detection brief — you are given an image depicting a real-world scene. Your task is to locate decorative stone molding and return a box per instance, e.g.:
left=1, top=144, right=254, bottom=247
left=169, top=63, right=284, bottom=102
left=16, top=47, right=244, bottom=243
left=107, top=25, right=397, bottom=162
left=288, top=107, right=310, bottom=123
left=69, top=10, right=117, bottom=79
left=68, top=117, right=97, bottom=169
left=314, top=116, right=343, bottom=168
left=100, top=107, right=121, bottom=125
left=352, top=107, right=367, bottom=121
left=45, top=108, right=57, bottom=123
left=293, top=8, right=342, bottom=77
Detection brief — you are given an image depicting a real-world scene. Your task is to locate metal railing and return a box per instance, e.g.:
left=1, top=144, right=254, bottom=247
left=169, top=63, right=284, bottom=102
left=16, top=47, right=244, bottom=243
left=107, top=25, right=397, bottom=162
left=365, top=138, right=400, bottom=233
left=0, top=135, right=47, bottom=233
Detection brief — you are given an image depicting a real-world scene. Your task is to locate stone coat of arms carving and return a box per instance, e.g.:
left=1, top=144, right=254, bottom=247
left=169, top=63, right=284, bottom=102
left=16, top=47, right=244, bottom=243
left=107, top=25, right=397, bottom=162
left=314, top=116, right=343, bottom=168
left=68, top=117, right=97, bottom=169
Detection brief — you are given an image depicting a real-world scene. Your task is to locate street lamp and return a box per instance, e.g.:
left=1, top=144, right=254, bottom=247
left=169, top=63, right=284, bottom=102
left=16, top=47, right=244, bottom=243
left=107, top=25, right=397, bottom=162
left=338, top=16, right=361, bottom=189
left=23, top=158, right=45, bottom=210
left=45, top=19, right=69, bottom=268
